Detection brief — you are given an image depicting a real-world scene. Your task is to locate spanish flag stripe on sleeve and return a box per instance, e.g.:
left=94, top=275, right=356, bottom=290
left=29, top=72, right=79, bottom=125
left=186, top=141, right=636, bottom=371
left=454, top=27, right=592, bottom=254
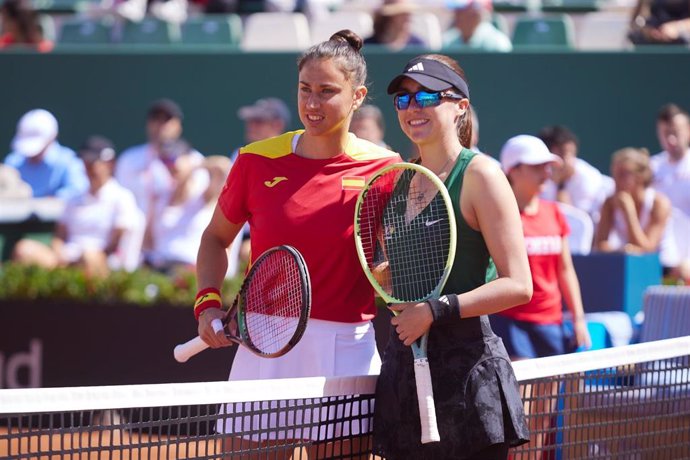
left=342, top=176, right=366, bottom=190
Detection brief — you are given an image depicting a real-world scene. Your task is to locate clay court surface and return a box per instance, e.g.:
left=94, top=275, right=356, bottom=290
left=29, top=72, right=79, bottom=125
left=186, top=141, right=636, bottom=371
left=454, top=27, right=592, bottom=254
left=0, top=428, right=222, bottom=459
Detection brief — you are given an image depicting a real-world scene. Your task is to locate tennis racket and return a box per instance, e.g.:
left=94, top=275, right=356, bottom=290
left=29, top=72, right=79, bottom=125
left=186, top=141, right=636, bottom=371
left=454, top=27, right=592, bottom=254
left=354, top=162, right=457, bottom=444
left=174, top=245, right=311, bottom=363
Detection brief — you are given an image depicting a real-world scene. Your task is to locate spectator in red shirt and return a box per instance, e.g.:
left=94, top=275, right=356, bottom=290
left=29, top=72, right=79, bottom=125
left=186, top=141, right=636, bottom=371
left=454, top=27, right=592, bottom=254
left=493, top=134, right=591, bottom=359
left=494, top=134, right=592, bottom=458
left=0, top=0, right=53, bottom=52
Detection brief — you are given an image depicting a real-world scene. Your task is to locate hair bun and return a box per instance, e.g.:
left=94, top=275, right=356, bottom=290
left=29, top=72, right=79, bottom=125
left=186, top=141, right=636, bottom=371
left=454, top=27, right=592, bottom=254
left=330, top=29, right=363, bottom=52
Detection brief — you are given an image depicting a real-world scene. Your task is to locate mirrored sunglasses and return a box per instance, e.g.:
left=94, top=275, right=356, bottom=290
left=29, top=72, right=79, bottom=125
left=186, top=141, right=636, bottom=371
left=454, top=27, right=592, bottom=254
left=394, top=91, right=464, bottom=110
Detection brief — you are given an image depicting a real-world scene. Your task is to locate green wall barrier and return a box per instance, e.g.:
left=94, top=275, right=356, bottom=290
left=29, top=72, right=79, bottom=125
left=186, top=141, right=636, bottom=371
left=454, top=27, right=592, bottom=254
left=2, top=47, right=690, bottom=172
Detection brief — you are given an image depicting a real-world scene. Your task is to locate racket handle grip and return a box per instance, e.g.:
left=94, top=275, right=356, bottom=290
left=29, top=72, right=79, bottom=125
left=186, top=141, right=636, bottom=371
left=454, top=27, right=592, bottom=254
left=173, top=319, right=223, bottom=363
left=174, top=337, right=208, bottom=363
left=413, top=358, right=441, bottom=443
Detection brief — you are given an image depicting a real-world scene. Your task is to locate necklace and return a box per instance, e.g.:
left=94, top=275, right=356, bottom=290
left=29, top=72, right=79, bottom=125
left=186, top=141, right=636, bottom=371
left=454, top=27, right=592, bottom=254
left=415, top=154, right=457, bottom=203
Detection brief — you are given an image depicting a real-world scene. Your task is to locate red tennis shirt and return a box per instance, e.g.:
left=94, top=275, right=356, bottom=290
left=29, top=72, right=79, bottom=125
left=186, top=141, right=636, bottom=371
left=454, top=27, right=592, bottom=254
left=218, top=130, right=400, bottom=323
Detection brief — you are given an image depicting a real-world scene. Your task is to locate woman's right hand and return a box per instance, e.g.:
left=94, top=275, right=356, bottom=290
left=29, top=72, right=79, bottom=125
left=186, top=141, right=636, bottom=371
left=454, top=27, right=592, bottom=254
left=198, top=308, right=233, bottom=349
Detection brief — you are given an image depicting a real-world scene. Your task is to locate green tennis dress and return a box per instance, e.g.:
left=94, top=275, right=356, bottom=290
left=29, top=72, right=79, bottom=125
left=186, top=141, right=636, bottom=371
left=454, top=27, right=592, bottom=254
left=373, top=149, right=529, bottom=459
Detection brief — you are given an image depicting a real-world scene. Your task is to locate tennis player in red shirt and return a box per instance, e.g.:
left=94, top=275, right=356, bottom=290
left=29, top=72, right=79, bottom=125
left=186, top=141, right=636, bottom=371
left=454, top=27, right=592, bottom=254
left=193, top=30, right=400, bottom=452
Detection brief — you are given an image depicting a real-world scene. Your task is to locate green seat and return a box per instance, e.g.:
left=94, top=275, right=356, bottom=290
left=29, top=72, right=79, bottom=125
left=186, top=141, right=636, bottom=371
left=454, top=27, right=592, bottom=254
left=512, top=15, right=576, bottom=48
left=180, top=15, right=241, bottom=46
left=542, top=0, right=600, bottom=13
left=492, top=0, right=528, bottom=13
left=235, top=0, right=264, bottom=14
left=120, top=18, right=178, bottom=44
left=31, top=0, right=83, bottom=14
left=59, top=18, right=112, bottom=44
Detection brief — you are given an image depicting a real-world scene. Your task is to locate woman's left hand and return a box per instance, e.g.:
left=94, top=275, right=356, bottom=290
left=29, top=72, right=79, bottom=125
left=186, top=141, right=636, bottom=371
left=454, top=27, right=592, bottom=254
left=388, top=302, right=434, bottom=346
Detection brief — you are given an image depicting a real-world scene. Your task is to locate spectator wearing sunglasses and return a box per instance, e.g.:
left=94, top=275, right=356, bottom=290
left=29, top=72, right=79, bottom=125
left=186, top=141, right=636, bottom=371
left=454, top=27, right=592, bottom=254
left=194, top=30, right=401, bottom=455
left=374, top=54, right=531, bottom=460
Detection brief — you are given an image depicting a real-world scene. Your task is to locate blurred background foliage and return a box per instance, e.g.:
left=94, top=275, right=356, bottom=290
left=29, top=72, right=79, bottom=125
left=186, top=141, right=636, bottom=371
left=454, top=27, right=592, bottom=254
left=0, top=263, right=243, bottom=307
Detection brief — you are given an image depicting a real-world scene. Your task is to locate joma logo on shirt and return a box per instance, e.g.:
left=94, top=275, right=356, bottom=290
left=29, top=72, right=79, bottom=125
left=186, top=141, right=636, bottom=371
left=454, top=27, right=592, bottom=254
left=264, top=177, right=288, bottom=187
left=524, top=235, right=562, bottom=256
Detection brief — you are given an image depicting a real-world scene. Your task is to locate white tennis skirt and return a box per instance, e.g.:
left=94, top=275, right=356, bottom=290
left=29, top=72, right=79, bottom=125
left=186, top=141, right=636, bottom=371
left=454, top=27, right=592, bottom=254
left=216, top=318, right=380, bottom=440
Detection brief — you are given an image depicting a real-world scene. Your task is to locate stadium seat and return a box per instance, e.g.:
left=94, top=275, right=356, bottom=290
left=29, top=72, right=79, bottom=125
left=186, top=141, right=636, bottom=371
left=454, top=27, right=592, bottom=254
left=120, top=18, right=179, bottom=44
left=59, top=18, right=113, bottom=44
left=241, top=12, right=310, bottom=51
left=640, top=286, right=690, bottom=342
left=541, top=0, right=601, bottom=14
left=410, top=11, right=443, bottom=50
left=180, top=14, right=242, bottom=46
left=558, top=202, right=594, bottom=255
left=576, top=12, right=632, bottom=50
left=542, top=0, right=601, bottom=13
left=32, top=0, right=84, bottom=14
left=309, top=10, right=373, bottom=45
left=492, top=0, right=530, bottom=12
left=512, top=14, right=576, bottom=48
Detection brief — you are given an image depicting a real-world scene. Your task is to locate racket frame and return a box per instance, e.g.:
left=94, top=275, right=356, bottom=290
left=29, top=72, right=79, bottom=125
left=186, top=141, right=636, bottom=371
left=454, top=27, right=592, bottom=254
left=353, top=162, right=458, bottom=444
left=173, top=245, right=311, bottom=362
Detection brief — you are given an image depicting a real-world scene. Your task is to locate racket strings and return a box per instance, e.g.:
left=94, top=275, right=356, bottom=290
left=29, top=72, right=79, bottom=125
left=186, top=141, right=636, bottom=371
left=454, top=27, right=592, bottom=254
left=244, top=252, right=304, bottom=354
left=358, top=169, right=452, bottom=302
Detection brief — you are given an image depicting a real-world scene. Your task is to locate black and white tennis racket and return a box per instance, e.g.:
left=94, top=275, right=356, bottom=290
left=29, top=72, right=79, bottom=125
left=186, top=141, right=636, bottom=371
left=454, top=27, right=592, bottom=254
left=354, top=163, right=457, bottom=444
left=174, top=245, right=311, bottom=363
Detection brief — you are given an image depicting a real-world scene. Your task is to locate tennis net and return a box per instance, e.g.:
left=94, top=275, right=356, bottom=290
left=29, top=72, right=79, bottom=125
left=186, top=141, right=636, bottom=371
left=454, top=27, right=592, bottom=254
left=1, top=336, right=689, bottom=459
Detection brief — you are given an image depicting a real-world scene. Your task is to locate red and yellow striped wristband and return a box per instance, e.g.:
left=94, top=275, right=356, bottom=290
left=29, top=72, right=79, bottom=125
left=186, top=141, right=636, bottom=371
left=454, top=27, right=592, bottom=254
left=194, top=287, right=222, bottom=321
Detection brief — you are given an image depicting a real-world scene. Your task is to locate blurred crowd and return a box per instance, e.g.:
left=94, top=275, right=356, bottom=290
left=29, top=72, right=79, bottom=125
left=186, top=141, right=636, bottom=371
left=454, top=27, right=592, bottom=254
left=2, top=96, right=689, bottom=285
left=1, top=0, right=688, bottom=52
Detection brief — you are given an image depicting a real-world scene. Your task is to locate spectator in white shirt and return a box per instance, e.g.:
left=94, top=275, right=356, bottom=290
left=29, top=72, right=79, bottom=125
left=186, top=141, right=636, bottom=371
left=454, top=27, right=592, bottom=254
left=651, top=104, right=690, bottom=283
left=12, top=136, right=140, bottom=277
left=651, top=103, right=690, bottom=218
left=146, top=153, right=240, bottom=277
left=115, top=99, right=206, bottom=218
left=594, top=147, right=671, bottom=257
left=538, top=125, right=614, bottom=223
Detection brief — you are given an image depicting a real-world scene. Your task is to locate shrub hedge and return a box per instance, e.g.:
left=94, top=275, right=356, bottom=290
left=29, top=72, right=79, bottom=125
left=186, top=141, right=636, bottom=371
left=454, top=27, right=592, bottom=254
left=0, top=263, right=242, bottom=307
